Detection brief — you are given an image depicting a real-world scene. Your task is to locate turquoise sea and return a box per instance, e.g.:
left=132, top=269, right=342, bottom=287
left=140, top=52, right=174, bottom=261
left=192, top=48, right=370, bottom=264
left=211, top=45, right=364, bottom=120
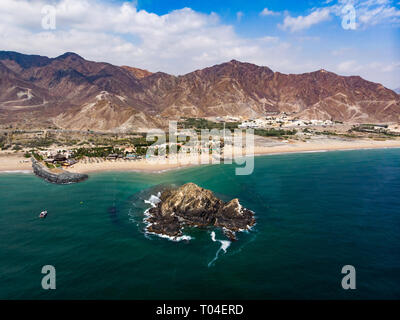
left=0, top=149, right=399, bottom=299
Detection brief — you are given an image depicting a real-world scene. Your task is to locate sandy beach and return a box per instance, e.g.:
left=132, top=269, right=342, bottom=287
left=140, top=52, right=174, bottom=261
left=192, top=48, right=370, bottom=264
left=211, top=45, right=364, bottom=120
left=70, top=137, right=400, bottom=173
left=0, top=155, right=32, bottom=173
left=252, top=136, right=400, bottom=156
left=1, top=137, right=400, bottom=174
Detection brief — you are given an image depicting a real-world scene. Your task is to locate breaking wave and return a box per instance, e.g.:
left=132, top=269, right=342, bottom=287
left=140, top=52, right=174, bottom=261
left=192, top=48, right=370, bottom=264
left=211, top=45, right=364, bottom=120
left=208, top=231, right=231, bottom=267
left=143, top=193, right=192, bottom=242
left=144, top=193, right=161, bottom=208
left=0, top=170, right=31, bottom=174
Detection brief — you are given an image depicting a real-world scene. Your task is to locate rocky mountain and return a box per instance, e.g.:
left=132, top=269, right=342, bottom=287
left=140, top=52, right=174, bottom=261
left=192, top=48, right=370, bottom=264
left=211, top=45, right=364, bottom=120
left=0, top=51, right=399, bottom=131
left=121, top=66, right=153, bottom=79
left=145, top=183, right=255, bottom=240
left=395, top=88, right=400, bottom=94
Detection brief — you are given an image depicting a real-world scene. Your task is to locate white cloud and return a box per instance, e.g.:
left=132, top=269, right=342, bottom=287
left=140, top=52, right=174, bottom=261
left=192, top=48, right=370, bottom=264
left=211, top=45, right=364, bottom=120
left=337, top=60, right=363, bottom=72
left=357, top=3, right=400, bottom=26
left=333, top=0, right=400, bottom=28
left=370, top=61, right=400, bottom=72
left=335, top=59, right=400, bottom=88
left=0, top=0, right=398, bottom=88
left=280, top=0, right=400, bottom=33
left=279, top=8, right=331, bottom=32
left=0, top=0, right=301, bottom=75
left=260, top=8, right=279, bottom=16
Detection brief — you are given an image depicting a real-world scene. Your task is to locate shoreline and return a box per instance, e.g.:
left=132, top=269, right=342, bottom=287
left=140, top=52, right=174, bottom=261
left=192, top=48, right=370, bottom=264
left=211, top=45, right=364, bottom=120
left=253, top=145, right=400, bottom=157
left=1, top=139, right=400, bottom=174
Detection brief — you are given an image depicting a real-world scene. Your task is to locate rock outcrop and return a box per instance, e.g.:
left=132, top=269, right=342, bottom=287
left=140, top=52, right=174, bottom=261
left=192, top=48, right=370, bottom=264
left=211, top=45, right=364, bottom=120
left=31, top=158, right=88, bottom=184
left=146, top=183, right=255, bottom=240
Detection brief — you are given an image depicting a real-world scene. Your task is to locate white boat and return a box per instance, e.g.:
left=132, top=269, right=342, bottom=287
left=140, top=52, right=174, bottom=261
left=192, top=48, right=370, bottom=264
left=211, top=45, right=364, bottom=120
left=39, top=210, right=48, bottom=219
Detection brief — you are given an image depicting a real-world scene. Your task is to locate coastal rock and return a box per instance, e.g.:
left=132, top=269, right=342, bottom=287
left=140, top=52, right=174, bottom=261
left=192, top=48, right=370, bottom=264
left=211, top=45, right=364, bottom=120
left=146, top=183, right=255, bottom=240
left=31, top=158, right=88, bottom=184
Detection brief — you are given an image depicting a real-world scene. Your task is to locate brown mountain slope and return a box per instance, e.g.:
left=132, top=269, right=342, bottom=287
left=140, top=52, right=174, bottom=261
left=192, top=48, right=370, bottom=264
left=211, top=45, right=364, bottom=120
left=134, top=61, right=399, bottom=122
left=0, top=52, right=144, bottom=104
left=0, top=61, right=51, bottom=110
left=0, top=51, right=399, bottom=131
left=121, top=66, right=153, bottom=79
left=53, top=91, right=162, bottom=132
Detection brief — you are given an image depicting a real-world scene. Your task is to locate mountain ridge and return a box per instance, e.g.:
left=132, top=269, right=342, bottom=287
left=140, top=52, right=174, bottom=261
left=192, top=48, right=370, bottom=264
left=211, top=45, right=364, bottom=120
left=0, top=51, right=399, bottom=131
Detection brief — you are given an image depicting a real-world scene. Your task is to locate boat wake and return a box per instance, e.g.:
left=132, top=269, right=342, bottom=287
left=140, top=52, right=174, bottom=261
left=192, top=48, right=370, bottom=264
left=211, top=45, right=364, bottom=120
left=208, top=231, right=231, bottom=267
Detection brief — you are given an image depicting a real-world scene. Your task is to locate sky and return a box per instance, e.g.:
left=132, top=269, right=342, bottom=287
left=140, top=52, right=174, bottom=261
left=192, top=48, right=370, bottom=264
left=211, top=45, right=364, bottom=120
left=0, top=0, right=399, bottom=89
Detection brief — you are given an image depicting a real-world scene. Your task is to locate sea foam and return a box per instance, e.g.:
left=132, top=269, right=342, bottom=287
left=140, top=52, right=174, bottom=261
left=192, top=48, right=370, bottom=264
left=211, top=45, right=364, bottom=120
left=208, top=231, right=231, bottom=267
left=143, top=193, right=192, bottom=242
left=144, top=193, right=161, bottom=208
left=0, top=170, right=31, bottom=174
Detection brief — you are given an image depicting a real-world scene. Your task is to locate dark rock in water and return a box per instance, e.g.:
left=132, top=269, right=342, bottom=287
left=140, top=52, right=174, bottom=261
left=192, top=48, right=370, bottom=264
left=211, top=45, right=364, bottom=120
left=146, top=183, right=255, bottom=240
left=31, top=158, right=88, bottom=184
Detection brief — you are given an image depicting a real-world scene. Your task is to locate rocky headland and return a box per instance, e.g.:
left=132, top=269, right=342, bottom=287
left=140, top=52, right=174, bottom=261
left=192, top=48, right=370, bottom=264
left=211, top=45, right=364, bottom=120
left=31, top=158, right=88, bottom=184
left=145, top=183, right=255, bottom=241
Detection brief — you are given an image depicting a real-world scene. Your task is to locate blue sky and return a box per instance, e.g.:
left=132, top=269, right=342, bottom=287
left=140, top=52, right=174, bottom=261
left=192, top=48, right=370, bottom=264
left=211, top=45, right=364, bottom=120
left=1, top=0, right=399, bottom=88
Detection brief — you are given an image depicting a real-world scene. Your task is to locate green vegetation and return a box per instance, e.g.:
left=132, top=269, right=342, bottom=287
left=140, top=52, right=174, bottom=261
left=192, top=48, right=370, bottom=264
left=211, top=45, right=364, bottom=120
left=12, top=144, right=22, bottom=151
left=0, top=134, right=7, bottom=150
left=179, top=118, right=240, bottom=132
left=45, top=162, right=55, bottom=169
left=131, top=135, right=155, bottom=147
left=32, top=152, right=43, bottom=161
left=314, top=130, right=338, bottom=136
left=26, top=137, right=56, bottom=148
left=254, top=128, right=297, bottom=137
left=72, top=147, right=123, bottom=158
left=341, top=133, right=361, bottom=138
left=64, top=139, right=80, bottom=146
left=135, top=146, right=148, bottom=156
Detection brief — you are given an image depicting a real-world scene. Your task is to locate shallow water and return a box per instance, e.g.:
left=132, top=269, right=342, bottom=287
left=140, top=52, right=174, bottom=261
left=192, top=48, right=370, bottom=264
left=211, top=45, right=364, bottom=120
left=0, top=149, right=399, bottom=299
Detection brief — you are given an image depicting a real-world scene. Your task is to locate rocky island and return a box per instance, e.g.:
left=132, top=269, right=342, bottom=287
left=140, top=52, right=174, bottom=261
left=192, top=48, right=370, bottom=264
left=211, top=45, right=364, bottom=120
left=145, top=183, right=255, bottom=241
left=31, top=158, right=88, bottom=184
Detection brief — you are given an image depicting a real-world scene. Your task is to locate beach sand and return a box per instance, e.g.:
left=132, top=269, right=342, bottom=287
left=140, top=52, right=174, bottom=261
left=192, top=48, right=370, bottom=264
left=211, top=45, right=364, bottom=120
left=55, top=137, right=400, bottom=174
left=252, top=136, right=400, bottom=156
left=1, top=137, right=400, bottom=174
left=0, top=155, right=32, bottom=172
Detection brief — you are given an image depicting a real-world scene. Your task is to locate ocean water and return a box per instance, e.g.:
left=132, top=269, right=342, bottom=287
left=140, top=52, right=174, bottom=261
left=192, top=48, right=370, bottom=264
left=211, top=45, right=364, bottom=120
left=0, top=149, right=399, bottom=299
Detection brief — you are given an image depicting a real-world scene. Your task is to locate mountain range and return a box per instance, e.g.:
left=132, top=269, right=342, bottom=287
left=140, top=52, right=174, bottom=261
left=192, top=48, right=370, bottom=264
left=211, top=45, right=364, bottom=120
left=0, top=51, right=399, bottom=131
